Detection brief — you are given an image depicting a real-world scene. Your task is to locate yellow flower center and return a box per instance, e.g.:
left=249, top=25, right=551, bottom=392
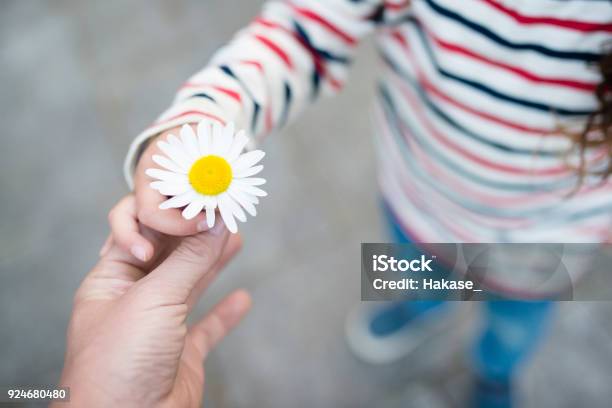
left=188, top=155, right=232, bottom=195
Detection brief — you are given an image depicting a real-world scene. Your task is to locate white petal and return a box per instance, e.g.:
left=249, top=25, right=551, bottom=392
left=219, top=193, right=246, bottom=222
left=228, top=186, right=257, bottom=216
left=159, top=191, right=197, bottom=209
left=145, top=168, right=188, bottom=183
left=211, top=122, right=225, bottom=155
left=152, top=155, right=185, bottom=174
left=197, top=121, right=212, bottom=155
left=180, top=124, right=200, bottom=157
left=239, top=177, right=266, bottom=186
left=245, top=193, right=259, bottom=204
left=226, top=130, right=249, bottom=162
left=223, top=122, right=236, bottom=138
left=168, top=133, right=198, bottom=162
left=157, top=140, right=192, bottom=170
left=221, top=122, right=236, bottom=151
left=203, top=195, right=218, bottom=208
left=182, top=199, right=205, bottom=220
left=232, top=150, right=265, bottom=172
left=206, top=206, right=216, bottom=228
left=234, top=165, right=263, bottom=178
left=218, top=200, right=238, bottom=233
left=150, top=181, right=191, bottom=196
left=229, top=187, right=258, bottom=204
left=232, top=180, right=268, bottom=197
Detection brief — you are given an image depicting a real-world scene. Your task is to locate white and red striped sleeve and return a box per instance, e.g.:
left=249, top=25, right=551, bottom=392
left=124, top=0, right=406, bottom=186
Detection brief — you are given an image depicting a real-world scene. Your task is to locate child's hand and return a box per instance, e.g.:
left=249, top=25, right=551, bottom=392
left=106, top=126, right=210, bottom=262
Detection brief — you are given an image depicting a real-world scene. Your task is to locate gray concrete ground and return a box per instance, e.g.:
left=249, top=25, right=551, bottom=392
left=1, top=1, right=612, bottom=407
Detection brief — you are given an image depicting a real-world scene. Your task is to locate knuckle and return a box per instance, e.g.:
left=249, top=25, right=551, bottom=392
left=176, top=235, right=218, bottom=264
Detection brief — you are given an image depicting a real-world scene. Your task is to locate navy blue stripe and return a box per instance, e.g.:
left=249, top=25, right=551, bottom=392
left=279, top=82, right=292, bottom=128
left=378, top=50, right=563, bottom=157
left=379, top=84, right=571, bottom=194
left=383, top=90, right=612, bottom=228
left=188, top=92, right=216, bottom=103
left=293, top=20, right=351, bottom=64
left=423, top=0, right=602, bottom=62
left=293, top=19, right=350, bottom=100
left=383, top=92, right=612, bottom=224
left=219, top=65, right=261, bottom=133
left=408, top=18, right=594, bottom=116
left=311, top=70, right=321, bottom=100
left=293, top=21, right=321, bottom=99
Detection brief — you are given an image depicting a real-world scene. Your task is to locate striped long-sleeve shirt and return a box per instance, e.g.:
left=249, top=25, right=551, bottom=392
left=125, top=0, right=612, bottom=245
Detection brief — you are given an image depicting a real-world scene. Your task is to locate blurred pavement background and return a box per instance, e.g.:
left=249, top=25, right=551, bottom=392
left=1, top=1, right=612, bottom=407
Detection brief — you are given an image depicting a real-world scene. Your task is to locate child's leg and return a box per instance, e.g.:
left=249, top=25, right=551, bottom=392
left=471, top=301, right=554, bottom=407
left=382, top=201, right=448, bottom=322
left=345, top=202, right=451, bottom=363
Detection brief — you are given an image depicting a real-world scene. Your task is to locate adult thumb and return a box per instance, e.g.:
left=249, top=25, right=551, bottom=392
left=143, top=220, right=229, bottom=302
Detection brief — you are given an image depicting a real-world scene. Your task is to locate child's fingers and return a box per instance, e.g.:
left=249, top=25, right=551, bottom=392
left=108, top=195, right=155, bottom=262
left=134, top=140, right=209, bottom=236
left=135, top=182, right=209, bottom=236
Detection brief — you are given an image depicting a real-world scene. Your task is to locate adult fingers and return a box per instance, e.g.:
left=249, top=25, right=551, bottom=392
left=188, top=289, right=252, bottom=360
left=141, top=221, right=229, bottom=304
left=99, top=234, right=113, bottom=257
left=107, top=194, right=155, bottom=262
left=186, top=233, right=243, bottom=310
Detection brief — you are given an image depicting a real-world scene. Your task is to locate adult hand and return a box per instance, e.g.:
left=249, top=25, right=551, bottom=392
left=56, top=195, right=251, bottom=407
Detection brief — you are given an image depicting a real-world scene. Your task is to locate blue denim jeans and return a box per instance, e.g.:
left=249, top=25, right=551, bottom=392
left=383, top=204, right=553, bottom=382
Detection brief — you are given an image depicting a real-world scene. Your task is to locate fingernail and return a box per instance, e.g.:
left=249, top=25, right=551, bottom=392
left=209, top=220, right=226, bottom=236
left=131, top=245, right=148, bottom=262
left=197, top=220, right=209, bottom=232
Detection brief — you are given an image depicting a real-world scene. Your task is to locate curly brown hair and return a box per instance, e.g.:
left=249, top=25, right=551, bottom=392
left=565, top=48, right=612, bottom=184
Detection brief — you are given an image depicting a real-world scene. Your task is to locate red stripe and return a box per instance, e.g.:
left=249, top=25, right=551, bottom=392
left=211, top=85, right=242, bottom=102
left=400, top=130, right=533, bottom=229
left=151, top=110, right=225, bottom=129
left=397, top=79, right=569, bottom=176
left=397, top=177, right=476, bottom=241
left=289, top=4, right=357, bottom=45
left=254, top=18, right=343, bottom=90
left=424, top=30, right=597, bottom=92
left=381, top=92, right=611, bottom=207
left=482, top=0, right=612, bottom=32
left=255, top=18, right=322, bottom=72
left=241, top=59, right=264, bottom=73
left=181, top=83, right=242, bottom=103
left=384, top=0, right=411, bottom=11
left=421, top=75, right=552, bottom=135
left=254, top=34, right=293, bottom=69
left=394, top=106, right=600, bottom=208
left=389, top=33, right=553, bottom=135
left=379, top=110, right=523, bottom=234
left=255, top=18, right=290, bottom=35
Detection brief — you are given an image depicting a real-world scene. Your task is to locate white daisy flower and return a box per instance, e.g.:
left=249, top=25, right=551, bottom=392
left=146, top=122, right=267, bottom=233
